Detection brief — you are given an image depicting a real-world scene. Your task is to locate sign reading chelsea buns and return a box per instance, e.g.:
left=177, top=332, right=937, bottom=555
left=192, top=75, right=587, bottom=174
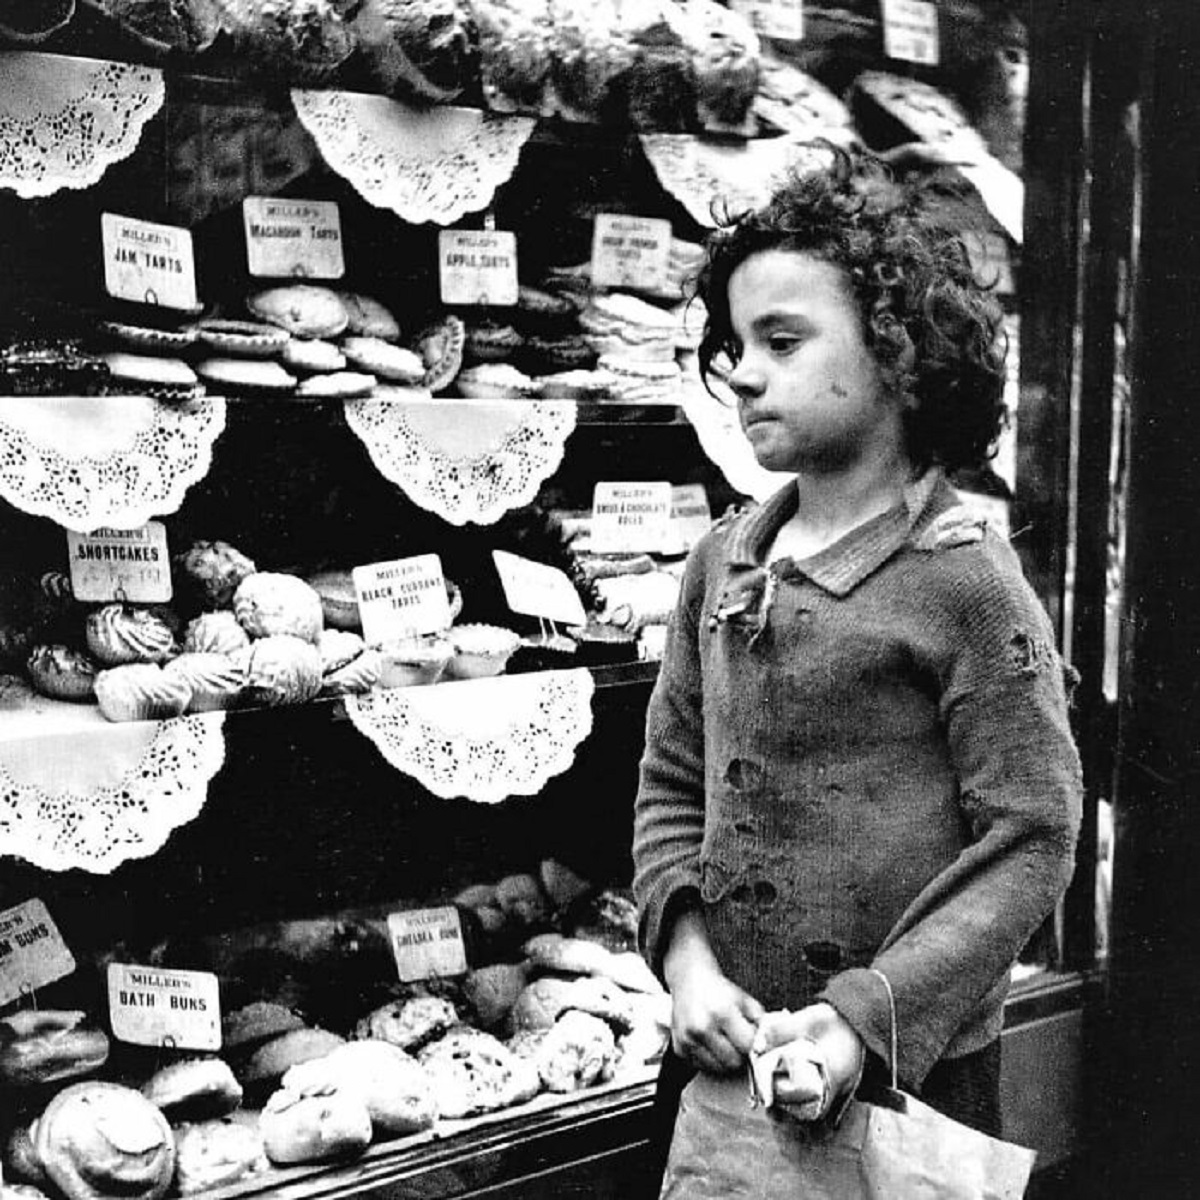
left=67, top=522, right=172, bottom=604
left=107, top=964, right=221, bottom=1051
left=243, top=197, right=345, bottom=279
left=101, top=213, right=198, bottom=311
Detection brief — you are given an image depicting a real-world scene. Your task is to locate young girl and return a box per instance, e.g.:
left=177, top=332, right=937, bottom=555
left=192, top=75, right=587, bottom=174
left=633, top=148, right=1082, bottom=1190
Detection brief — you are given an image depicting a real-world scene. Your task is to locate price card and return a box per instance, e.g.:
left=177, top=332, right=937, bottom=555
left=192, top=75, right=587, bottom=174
left=438, top=230, right=519, bottom=306
left=591, top=214, right=673, bottom=293
left=492, top=550, right=588, bottom=627
left=0, top=899, right=76, bottom=1007
left=881, top=0, right=939, bottom=65
left=387, top=907, right=467, bottom=982
left=107, top=964, right=221, bottom=1051
left=668, top=483, right=712, bottom=553
left=243, top=197, right=345, bottom=280
left=101, top=213, right=198, bottom=311
left=352, top=554, right=451, bottom=646
left=66, top=522, right=172, bottom=603
left=591, top=481, right=673, bottom=553
left=730, top=0, right=804, bottom=42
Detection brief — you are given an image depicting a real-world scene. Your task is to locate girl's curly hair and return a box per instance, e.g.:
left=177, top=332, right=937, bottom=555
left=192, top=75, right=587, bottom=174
left=695, top=145, right=1007, bottom=474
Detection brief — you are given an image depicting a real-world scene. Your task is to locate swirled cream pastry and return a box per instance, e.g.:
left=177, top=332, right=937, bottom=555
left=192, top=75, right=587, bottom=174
left=85, top=605, right=177, bottom=666
left=234, top=636, right=322, bottom=707
left=183, top=611, right=251, bottom=656
left=163, top=653, right=247, bottom=713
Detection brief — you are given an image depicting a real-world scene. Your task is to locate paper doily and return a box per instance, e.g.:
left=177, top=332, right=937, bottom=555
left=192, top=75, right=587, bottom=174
left=345, top=669, right=595, bottom=803
left=0, top=396, right=227, bottom=532
left=638, top=134, right=834, bottom=228
left=0, top=707, right=226, bottom=873
left=344, top=390, right=577, bottom=526
left=290, top=90, right=535, bottom=225
left=0, top=52, right=165, bottom=198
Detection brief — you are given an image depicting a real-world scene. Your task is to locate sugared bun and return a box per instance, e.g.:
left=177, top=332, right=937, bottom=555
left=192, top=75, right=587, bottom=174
left=177, top=540, right=257, bottom=611
left=233, top=573, right=324, bottom=644
left=140, top=1057, right=243, bottom=1121
left=163, top=652, right=246, bottom=713
left=35, top=1082, right=175, bottom=1200
left=94, top=664, right=192, bottom=723
left=259, top=1087, right=372, bottom=1165
left=234, top=635, right=322, bottom=707
left=172, top=1118, right=267, bottom=1195
left=240, top=1028, right=347, bottom=1094
left=0, top=1011, right=110, bottom=1088
left=183, top=611, right=251, bottom=656
left=85, top=605, right=176, bottom=666
left=26, top=645, right=98, bottom=703
left=220, top=1002, right=307, bottom=1054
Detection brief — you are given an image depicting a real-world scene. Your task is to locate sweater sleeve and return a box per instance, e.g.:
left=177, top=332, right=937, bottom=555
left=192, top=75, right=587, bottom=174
left=632, top=540, right=710, bottom=976
left=820, top=533, right=1083, bottom=1088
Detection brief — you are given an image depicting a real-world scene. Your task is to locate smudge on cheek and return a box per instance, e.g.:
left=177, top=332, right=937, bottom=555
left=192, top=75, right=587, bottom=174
left=830, top=383, right=849, bottom=399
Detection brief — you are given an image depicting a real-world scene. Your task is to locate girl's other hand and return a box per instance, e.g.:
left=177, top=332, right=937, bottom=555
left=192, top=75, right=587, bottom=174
left=667, top=953, right=764, bottom=1075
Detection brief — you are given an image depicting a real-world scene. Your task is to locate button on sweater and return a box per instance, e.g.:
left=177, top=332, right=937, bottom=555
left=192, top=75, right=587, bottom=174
left=633, top=471, right=1082, bottom=1088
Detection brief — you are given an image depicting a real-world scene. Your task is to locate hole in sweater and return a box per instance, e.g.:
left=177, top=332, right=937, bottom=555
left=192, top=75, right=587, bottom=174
left=1009, top=630, right=1054, bottom=675
left=725, top=758, right=764, bottom=791
left=803, top=940, right=845, bottom=973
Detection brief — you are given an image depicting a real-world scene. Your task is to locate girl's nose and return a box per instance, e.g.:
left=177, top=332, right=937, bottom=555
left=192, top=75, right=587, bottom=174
left=727, top=358, right=765, bottom=401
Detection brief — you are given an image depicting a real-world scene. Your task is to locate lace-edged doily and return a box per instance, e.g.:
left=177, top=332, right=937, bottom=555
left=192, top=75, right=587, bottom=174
left=0, top=52, right=165, bottom=198
left=290, top=90, right=535, bottom=225
left=344, top=669, right=595, bottom=803
left=637, top=134, right=834, bottom=228
left=0, top=709, right=226, bottom=873
left=344, top=390, right=577, bottom=526
left=0, top=396, right=227, bottom=532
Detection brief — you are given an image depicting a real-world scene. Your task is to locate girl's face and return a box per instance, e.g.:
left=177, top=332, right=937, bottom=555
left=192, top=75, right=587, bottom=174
left=725, top=249, right=908, bottom=476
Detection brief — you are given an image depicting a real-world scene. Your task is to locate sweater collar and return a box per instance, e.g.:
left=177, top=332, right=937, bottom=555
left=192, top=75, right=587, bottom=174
left=727, top=469, right=946, bottom=597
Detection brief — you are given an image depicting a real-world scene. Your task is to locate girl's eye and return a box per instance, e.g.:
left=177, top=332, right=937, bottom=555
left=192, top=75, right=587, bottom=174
left=767, top=334, right=802, bottom=354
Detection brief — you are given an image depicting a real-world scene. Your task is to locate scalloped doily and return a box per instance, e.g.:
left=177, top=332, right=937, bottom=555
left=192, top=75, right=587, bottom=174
left=345, top=669, right=595, bottom=803
left=0, top=396, right=227, bottom=532
left=344, top=389, right=577, bottom=526
left=637, top=134, right=834, bottom=228
left=0, top=52, right=165, bottom=198
left=0, top=706, right=226, bottom=873
left=290, top=90, right=535, bottom=225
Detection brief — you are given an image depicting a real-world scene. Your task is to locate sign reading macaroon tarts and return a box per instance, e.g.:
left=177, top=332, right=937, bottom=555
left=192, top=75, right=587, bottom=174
left=106, top=964, right=221, bottom=1051
left=591, top=214, right=673, bottom=293
left=387, top=907, right=467, bottom=982
left=591, top=481, right=674, bottom=554
left=101, top=213, right=198, bottom=311
left=352, top=554, right=452, bottom=646
left=438, top=230, right=519, bottom=306
left=0, top=899, right=76, bottom=1007
left=66, top=522, right=172, bottom=604
left=242, top=197, right=345, bottom=280
left=881, top=0, right=939, bottom=65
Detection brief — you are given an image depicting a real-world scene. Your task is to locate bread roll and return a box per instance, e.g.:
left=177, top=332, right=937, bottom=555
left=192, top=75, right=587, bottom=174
left=0, top=1010, right=110, bottom=1088
left=172, top=1118, right=267, bottom=1194
left=140, top=1057, right=242, bottom=1120
left=259, top=1087, right=372, bottom=1164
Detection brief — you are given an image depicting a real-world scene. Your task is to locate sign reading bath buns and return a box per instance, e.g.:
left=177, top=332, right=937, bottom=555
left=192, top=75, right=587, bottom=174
left=492, top=550, right=588, bottom=627
left=67, top=522, right=172, bottom=604
left=591, top=481, right=674, bottom=553
left=0, top=899, right=76, bottom=1007
left=242, top=197, right=345, bottom=280
left=387, top=907, right=467, bottom=982
left=438, top=230, right=519, bottom=306
left=107, top=964, right=221, bottom=1051
left=101, top=213, right=198, bottom=311
left=352, top=554, right=451, bottom=646
left=591, top=214, right=673, bottom=293
left=730, top=0, right=803, bottom=42
left=881, top=0, right=939, bottom=65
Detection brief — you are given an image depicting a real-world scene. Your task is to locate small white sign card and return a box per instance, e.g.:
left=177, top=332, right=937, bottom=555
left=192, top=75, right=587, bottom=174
left=881, top=0, right=939, bottom=66
left=242, top=197, right=345, bottom=279
left=591, top=213, right=673, bottom=293
left=352, top=554, right=451, bottom=646
left=591, top=481, right=674, bottom=554
left=387, top=907, right=468, bottom=982
left=730, top=0, right=804, bottom=42
left=107, top=964, right=221, bottom=1051
left=492, top=550, right=588, bottom=627
left=101, top=213, right=198, bottom=311
left=669, top=483, right=713, bottom=553
left=67, top=522, right=172, bottom=604
left=0, top=899, right=76, bottom=1007
left=438, top=230, right=519, bottom=306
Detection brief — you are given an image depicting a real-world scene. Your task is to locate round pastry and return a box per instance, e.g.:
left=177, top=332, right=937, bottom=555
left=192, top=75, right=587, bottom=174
left=530, top=368, right=614, bottom=400
left=340, top=336, right=425, bottom=384
left=520, top=333, right=599, bottom=375
left=97, top=321, right=197, bottom=353
left=177, top=540, right=258, bottom=612
left=191, top=319, right=291, bottom=358
left=568, top=888, right=639, bottom=951
left=0, top=0, right=74, bottom=43
left=506, top=631, right=579, bottom=673
left=281, top=338, right=346, bottom=374
left=320, top=646, right=384, bottom=696
left=353, top=0, right=478, bottom=105
left=354, top=996, right=458, bottom=1054
left=246, top=285, right=350, bottom=339
left=140, top=1058, right=243, bottom=1120
left=509, top=974, right=633, bottom=1034
left=220, top=1002, right=308, bottom=1054
left=240, top=1028, right=347, bottom=1094
left=494, top=873, right=550, bottom=927
left=295, top=370, right=377, bottom=400
left=443, top=624, right=520, bottom=679
left=0, top=1011, right=110, bottom=1088
left=547, top=0, right=633, bottom=124
left=194, top=357, right=297, bottom=396
left=473, top=0, right=553, bottom=115
left=453, top=882, right=506, bottom=935
left=462, top=963, right=529, bottom=1032
left=376, top=635, right=453, bottom=688
left=305, top=569, right=359, bottom=630
left=85, top=604, right=177, bottom=666
left=335, top=291, right=402, bottom=341
left=523, top=932, right=613, bottom=977
left=26, top=644, right=98, bottom=702
left=163, top=652, right=246, bottom=712
left=317, top=628, right=365, bottom=674
left=416, top=1027, right=541, bottom=1117
left=259, top=1087, right=372, bottom=1164
left=568, top=620, right=638, bottom=666
left=34, top=1081, right=175, bottom=1200
left=233, top=635, right=322, bottom=707
left=183, top=611, right=251, bottom=655
left=233, top=572, right=324, bottom=643
left=514, top=284, right=577, bottom=334
left=172, top=1118, right=267, bottom=1195
left=282, top=1040, right=436, bottom=1138
left=538, top=856, right=594, bottom=910
left=416, top=314, right=465, bottom=393
left=454, top=363, right=540, bottom=400
left=94, top=664, right=192, bottom=722
left=510, top=1009, right=615, bottom=1092
left=100, top=352, right=201, bottom=400
left=462, top=321, right=524, bottom=365
left=80, top=0, right=223, bottom=53
left=221, top=0, right=358, bottom=82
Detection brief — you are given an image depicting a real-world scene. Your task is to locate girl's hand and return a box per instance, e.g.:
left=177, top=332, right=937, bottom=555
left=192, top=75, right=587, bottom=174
left=667, top=953, right=764, bottom=1075
left=749, top=1003, right=865, bottom=1120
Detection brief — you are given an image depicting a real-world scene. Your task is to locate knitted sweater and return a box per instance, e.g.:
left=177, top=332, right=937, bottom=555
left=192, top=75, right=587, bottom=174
left=632, top=472, right=1082, bottom=1088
